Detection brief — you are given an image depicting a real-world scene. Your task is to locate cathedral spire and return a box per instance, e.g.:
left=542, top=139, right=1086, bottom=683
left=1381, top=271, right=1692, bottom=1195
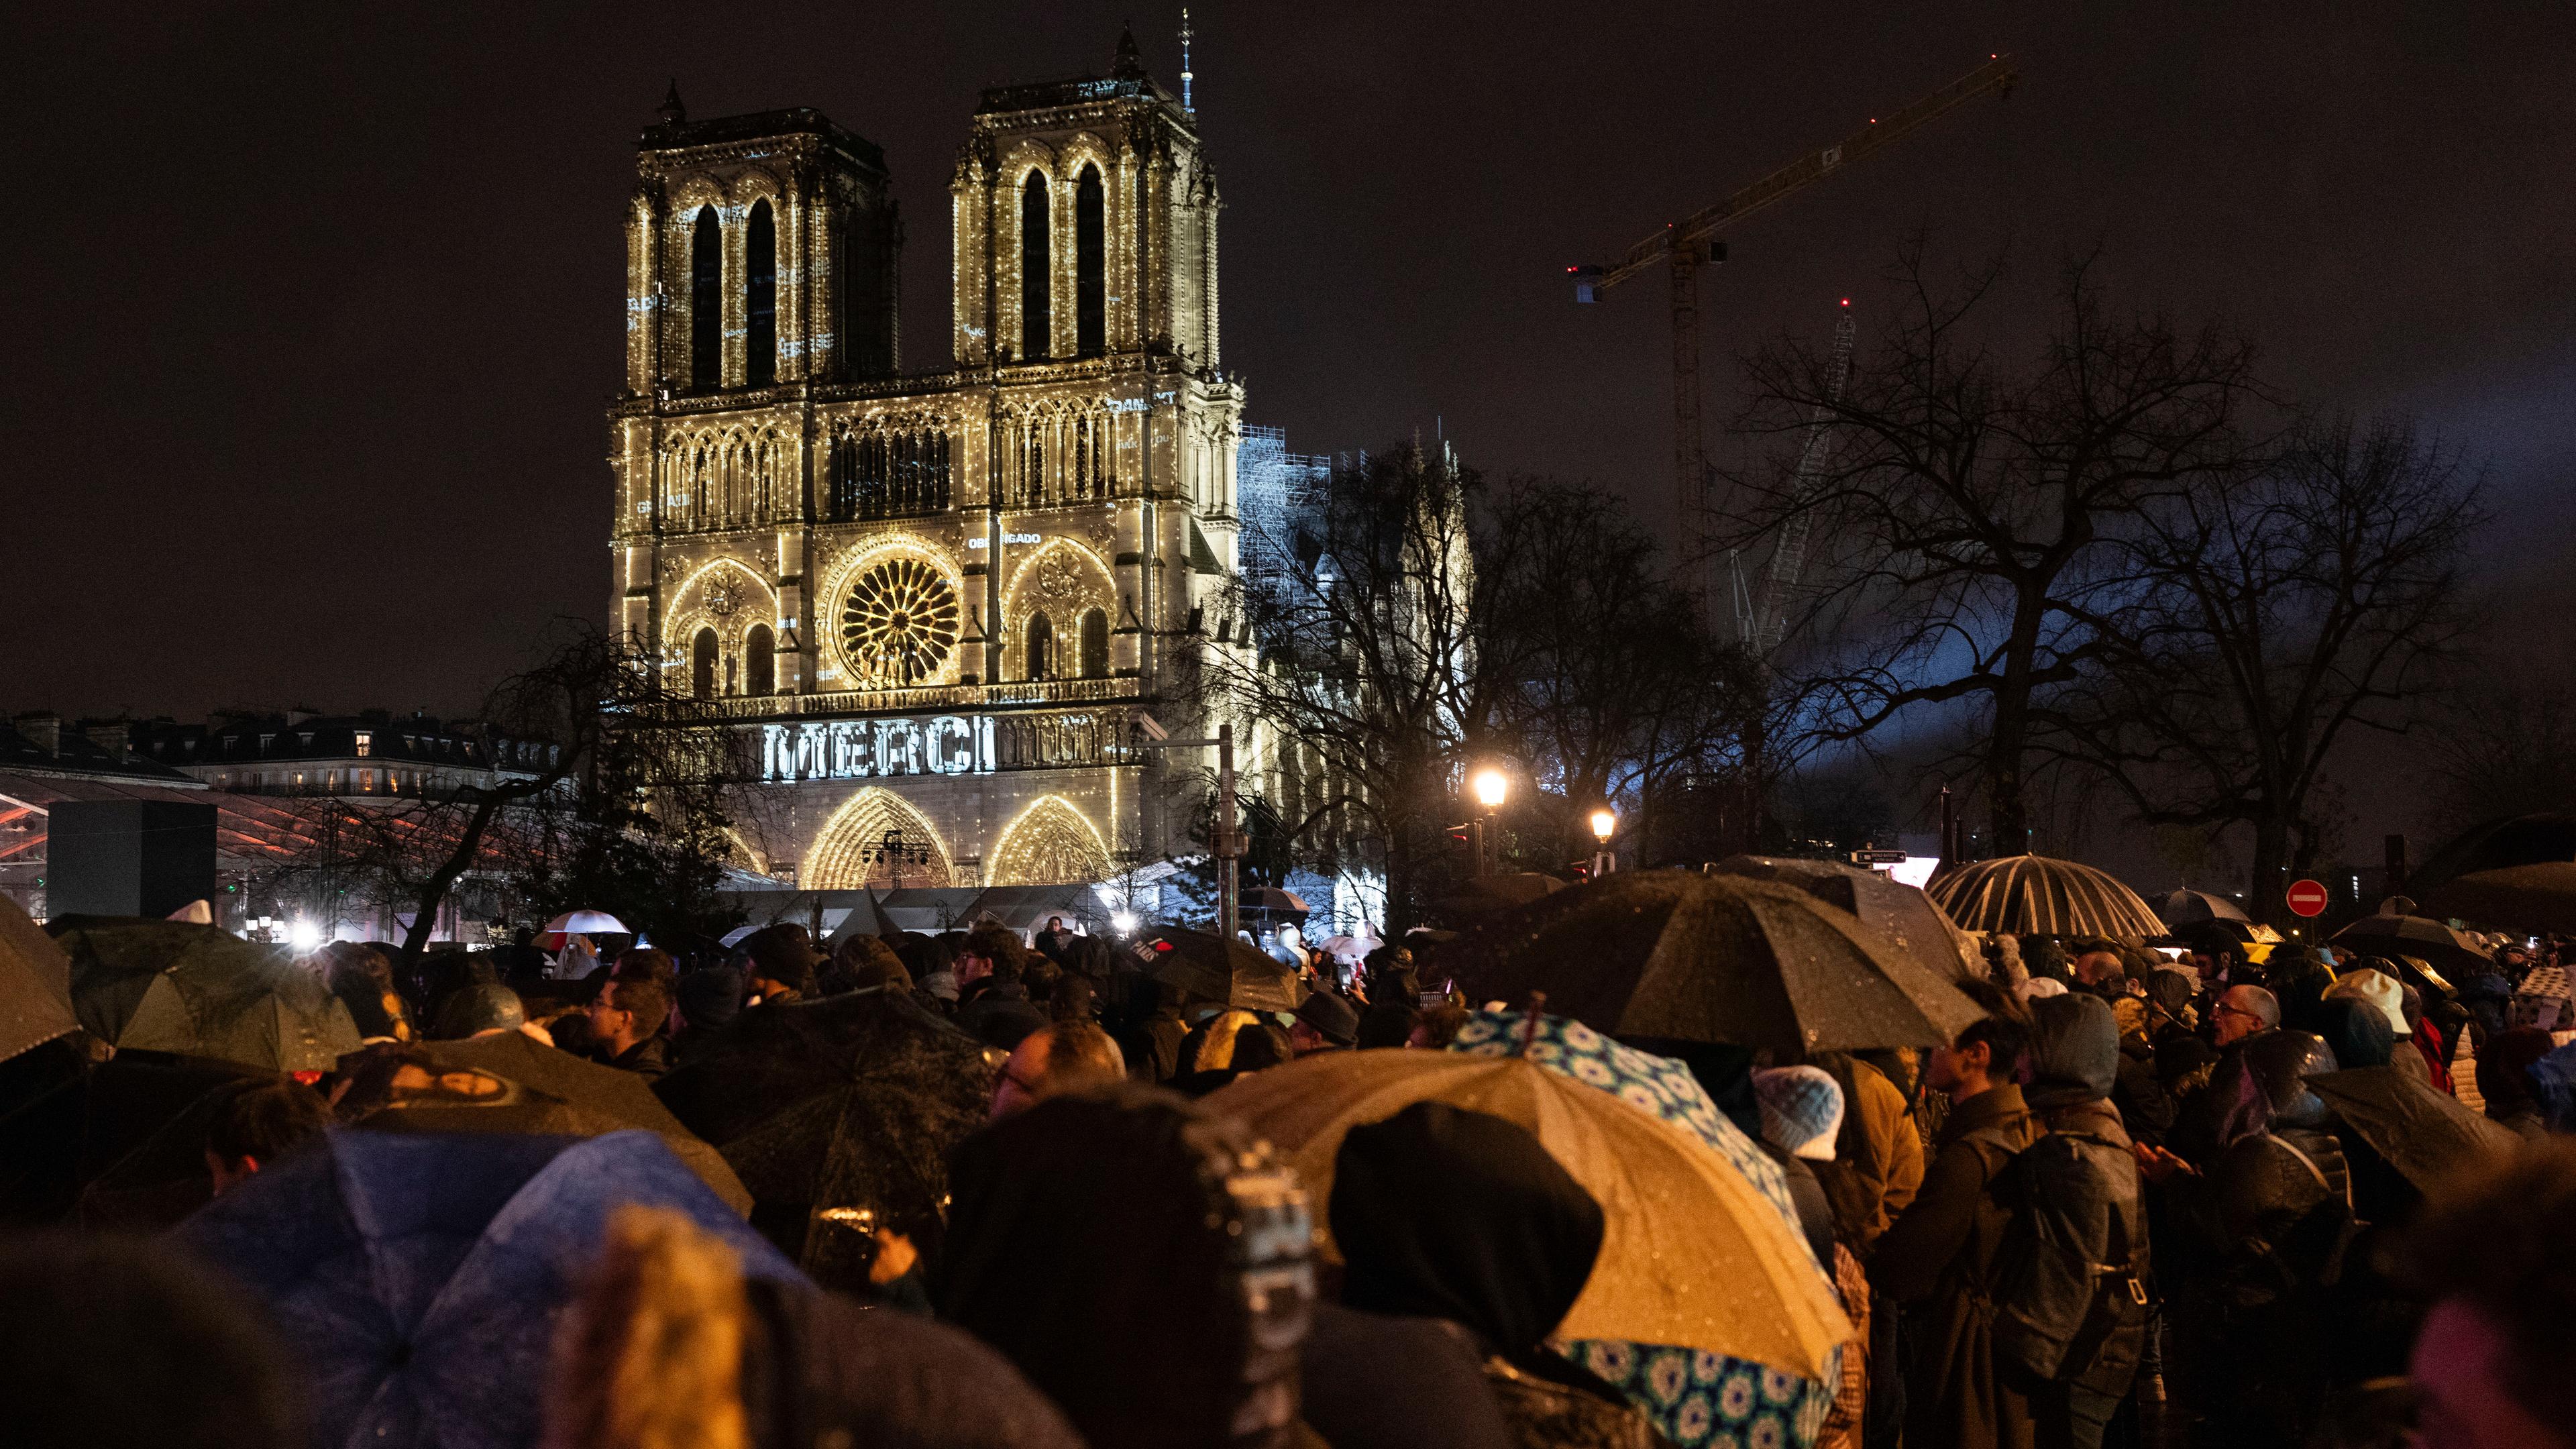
left=657, top=79, right=686, bottom=125
left=1112, top=24, right=1146, bottom=80
left=1179, top=8, right=1195, bottom=110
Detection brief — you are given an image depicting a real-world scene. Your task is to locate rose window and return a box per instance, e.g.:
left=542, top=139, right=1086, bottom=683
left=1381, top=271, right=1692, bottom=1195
left=839, top=558, right=961, bottom=686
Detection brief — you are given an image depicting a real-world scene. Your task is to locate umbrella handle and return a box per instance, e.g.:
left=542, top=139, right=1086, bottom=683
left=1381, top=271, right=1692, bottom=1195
left=1517, top=993, right=1548, bottom=1055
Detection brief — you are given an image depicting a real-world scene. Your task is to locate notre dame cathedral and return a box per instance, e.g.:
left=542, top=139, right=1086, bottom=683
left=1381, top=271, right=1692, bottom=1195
left=606, top=32, right=1248, bottom=894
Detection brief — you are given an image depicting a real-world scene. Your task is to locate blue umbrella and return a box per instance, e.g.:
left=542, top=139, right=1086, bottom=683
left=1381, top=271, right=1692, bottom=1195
left=172, top=1128, right=804, bottom=1449
left=1451, top=1011, right=1841, bottom=1449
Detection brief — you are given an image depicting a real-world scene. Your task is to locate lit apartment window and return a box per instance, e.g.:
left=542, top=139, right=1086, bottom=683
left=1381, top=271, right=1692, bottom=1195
left=294, top=771, right=306, bottom=791
left=355, top=731, right=372, bottom=757
left=358, top=769, right=375, bottom=792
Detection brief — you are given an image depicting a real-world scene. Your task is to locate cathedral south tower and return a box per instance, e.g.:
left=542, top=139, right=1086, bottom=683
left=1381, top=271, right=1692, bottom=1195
left=607, top=33, right=1246, bottom=896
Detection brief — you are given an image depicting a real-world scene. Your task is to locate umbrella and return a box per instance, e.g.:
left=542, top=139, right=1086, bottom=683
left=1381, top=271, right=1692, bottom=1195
left=2410, top=813, right=2576, bottom=895
left=2328, top=914, right=2493, bottom=975
left=1206, top=1048, right=1850, bottom=1379
left=0, top=890, right=77, bottom=1065
left=2303, top=1065, right=2517, bottom=1191
left=1238, top=885, right=1309, bottom=916
left=52, top=918, right=362, bottom=1073
left=2171, top=917, right=2286, bottom=951
left=1436, top=871, right=1566, bottom=920
left=2155, top=888, right=2251, bottom=926
left=1925, top=854, right=2166, bottom=938
left=173, top=1128, right=802, bottom=1449
left=542, top=909, right=628, bottom=935
left=38, top=1051, right=276, bottom=1230
left=1131, top=927, right=1308, bottom=1012
left=1446, top=1011, right=1834, bottom=1448
left=1440, top=870, right=1986, bottom=1051
left=1714, top=854, right=1983, bottom=981
left=337, top=1033, right=751, bottom=1214
left=1318, top=933, right=1382, bottom=963
left=653, top=986, right=998, bottom=1293
left=718, top=923, right=760, bottom=948
left=2420, top=863, right=2576, bottom=934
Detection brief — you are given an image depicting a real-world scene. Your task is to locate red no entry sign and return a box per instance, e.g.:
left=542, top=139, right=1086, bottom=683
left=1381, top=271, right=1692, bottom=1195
left=2285, top=879, right=2329, bottom=917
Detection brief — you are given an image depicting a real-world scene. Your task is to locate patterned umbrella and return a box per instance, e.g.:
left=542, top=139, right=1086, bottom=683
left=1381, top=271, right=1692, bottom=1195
left=1448, top=1011, right=1837, bottom=1449
left=1925, top=854, right=2165, bottom=939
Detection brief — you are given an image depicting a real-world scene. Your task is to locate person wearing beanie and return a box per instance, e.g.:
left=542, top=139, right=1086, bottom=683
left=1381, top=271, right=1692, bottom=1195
left=1749, top=1066, right=1842, bottom=1271
left=2324, top=966, right=2409, bottom=1038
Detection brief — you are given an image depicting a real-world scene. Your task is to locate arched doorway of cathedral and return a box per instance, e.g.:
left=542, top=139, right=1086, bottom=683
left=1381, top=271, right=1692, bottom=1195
left=987, top=796, right=1114, bottom=886
left=804, top=788, right=956, bottom=890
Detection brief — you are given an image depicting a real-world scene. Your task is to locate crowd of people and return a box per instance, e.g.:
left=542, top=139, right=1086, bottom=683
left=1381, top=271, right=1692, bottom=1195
left=9, top=901, right=2576, bottom=1449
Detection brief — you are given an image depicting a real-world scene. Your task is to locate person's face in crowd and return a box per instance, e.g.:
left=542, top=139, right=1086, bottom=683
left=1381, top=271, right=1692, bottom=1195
left=2191, top=951, right=2217, bottom=982
left=1044, top=916, right=1064, bottom=933
left=1287, top=1022, right=1333, bottom=1057
left=2412, top=1297, right=2576, bottom=1449
left=586, top=983, right=646, bottom=1053
left=990, top=1032, right=1057, bottom=1119
left=1925, top=1035, right=1994, bottom=1098
left=2212, top=987, right=2268, bottom=1046
left=2073, top=950, right=2124, bottom=987
left=956, top=951, right=994, bottom=987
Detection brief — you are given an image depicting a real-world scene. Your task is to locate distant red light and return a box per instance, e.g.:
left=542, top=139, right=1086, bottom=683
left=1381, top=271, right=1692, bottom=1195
left=1840, top=297, right=1850, bottom=306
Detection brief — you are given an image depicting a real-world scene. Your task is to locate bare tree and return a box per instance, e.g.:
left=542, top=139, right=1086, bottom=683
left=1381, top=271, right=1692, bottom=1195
left=2036, top=415, right=2481, bottom=920
left=1721, top=245, right=2266, bottom=853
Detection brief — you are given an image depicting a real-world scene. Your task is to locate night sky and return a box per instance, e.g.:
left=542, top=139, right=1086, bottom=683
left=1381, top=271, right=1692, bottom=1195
left=9, top=2, right=2572, bottom=735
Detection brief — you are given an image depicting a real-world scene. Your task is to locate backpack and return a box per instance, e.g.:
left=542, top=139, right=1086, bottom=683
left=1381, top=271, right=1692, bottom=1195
left=1983, top=1127, right=2153, bottom=1393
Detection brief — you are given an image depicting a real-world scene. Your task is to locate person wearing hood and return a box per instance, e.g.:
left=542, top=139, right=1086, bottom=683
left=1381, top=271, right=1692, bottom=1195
left=2019, top=994, right=2151, bottom=1449
left=1327, top=1101, right=1673, bottom=1449
left=2157, top=1030, right=2353, bottom=1449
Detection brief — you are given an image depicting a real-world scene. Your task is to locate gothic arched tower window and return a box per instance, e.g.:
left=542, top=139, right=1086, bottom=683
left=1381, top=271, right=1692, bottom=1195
left=746, top=623, right=775, bottom=696
left=745, top=199, right=777, bottom=387
left=692, top=627, right=719, bottom=699
left=690, top=206, right=722, bottom=389
left=1024, top=611, right=1055, bottom=682
left=1020, top=172, right=1051, bottom=361
left=1079, top=608, right=1109, bottom=678
left=1075, top=164, right=1106, bottom=356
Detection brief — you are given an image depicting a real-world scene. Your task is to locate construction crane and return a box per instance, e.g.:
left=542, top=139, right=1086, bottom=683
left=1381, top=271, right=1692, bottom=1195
left=1729, top=302, right=1856, bottom=651
left=1570, top=54, right=2018, bottom=614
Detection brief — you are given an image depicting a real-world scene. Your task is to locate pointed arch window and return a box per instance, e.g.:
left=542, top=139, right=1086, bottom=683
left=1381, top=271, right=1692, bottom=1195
left=746, top=624, right=775, bottom=696
left=745, top=199, right=776, bottom=387
left=1020, top=172, right=1051, bottom=361
left=692, top=628, right=719, bottom=699
left=1024, top=612, right=1055, bottom=682
left=690, top=206, right=722, bottom=389
left=1075, top=164, right=1106, bottom=356
left=1079, top=608, right=1110, bottom=678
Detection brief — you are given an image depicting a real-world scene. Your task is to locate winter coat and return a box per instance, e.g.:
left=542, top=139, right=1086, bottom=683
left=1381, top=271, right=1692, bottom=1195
left=1873, top=1084, right=2045, bottom=1449
left=953, top=981, right=1046, bottom=1051
left=1807, top=1052, right=1924, bottom=1252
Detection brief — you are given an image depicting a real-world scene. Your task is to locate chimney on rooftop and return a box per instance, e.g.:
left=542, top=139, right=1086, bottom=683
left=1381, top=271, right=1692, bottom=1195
left=81, top=721, right=131, bottom=759
left=14, top=712, right=61, bottom=755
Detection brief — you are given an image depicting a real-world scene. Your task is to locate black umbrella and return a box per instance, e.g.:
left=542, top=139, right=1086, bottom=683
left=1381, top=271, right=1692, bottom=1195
left=2420, top=863, right=2576, bottom=934
left=0, top=892, right=76, bottom=1066
left=1713, top=855, right=1983, bottom=981
left=1132, top=928, right=1308, bottom=1012
left=70, top=1051, right=282, bottom=1230
left=1434, top=871, right=1566, bottom=922
left=2155, top=888, right=2251, bottom=927
left=51, top=918, right=362, bottom=1073
left=2411, top=813, right=2576, bottom=895
left=653, top=985, right=998, bottom=1293
left=335, top=1033, right=751, bottom=1214
left=2304, top=1065, right=2517, bottom=1191
left=2328, top=914, right=2493, bottom=975
left=1439, top=869, right=1987, bottom=1051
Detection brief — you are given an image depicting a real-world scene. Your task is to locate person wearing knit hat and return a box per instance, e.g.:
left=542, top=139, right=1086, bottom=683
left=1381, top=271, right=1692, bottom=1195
left=1754, top=1065, right=1847, bottom=1162
left=2324, top=966, right=2409, bottom=1037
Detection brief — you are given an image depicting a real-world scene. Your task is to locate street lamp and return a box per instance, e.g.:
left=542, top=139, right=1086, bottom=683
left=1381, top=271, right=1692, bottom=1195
left=1468, top=767, right=1509, bottom=877
left=1589, top=808, right=1617, bottom=878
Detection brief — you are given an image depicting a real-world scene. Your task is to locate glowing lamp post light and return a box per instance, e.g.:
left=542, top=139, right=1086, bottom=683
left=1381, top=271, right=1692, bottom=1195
left=1466, top=767, right=1511, bottom=878
left=1589, top=807, right=1619, bottom=879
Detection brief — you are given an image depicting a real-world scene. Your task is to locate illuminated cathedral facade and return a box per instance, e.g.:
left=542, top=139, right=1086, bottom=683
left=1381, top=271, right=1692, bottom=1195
left=607, top=34, right=1246, bottom=893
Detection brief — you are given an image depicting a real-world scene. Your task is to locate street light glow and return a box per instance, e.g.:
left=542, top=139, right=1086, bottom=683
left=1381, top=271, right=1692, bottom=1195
left=1589, top=808, right=1617, bottom=842
left=1111, top=910, right=1140, bottom=935
left=287, top=918, right=323, bottom=952
left=1470, top=767, right=1509, bottom=810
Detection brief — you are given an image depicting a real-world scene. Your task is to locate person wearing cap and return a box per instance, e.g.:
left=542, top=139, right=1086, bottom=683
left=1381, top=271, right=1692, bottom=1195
left=1290, top=992, right=1360, bottom=1055
left=1752, top=1065, right=1844, bottom=1272
left=2324, top=965, right=2409, bottom=1038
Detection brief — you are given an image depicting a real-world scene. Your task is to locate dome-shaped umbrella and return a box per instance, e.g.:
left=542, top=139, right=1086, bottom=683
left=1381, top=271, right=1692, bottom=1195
left=2155, top=888, right=2251, bottom=928
left=1925, top=855, right=2165, bottom=940
left=2411, top=814, right=2576, bottom=896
